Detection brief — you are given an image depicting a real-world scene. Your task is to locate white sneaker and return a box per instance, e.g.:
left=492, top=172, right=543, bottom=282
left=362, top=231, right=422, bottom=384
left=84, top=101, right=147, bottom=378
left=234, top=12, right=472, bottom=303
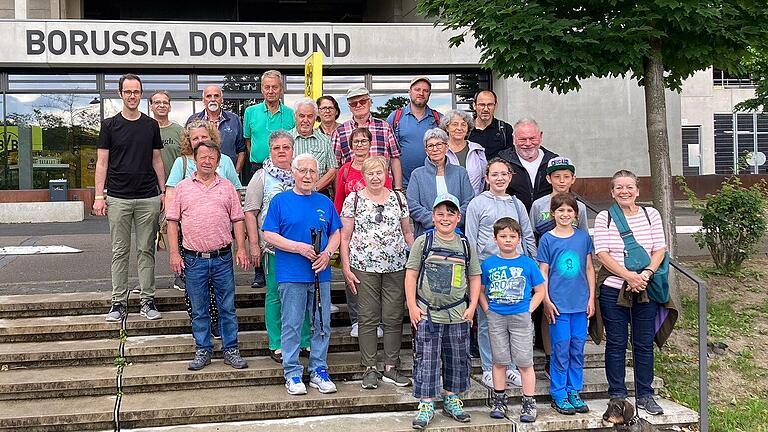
left=506, top=368, right=522, bottom=387
left=376, top=325, right=384, bottom=338
left=309, top=367, right=337, bottom=394
left=329, top=303, right=340, bottom=313
left=482, top=371, right=493, bottom=388
left=285, top=376, right=307, bottom=395
left=350, top=322, right=359, bottom=338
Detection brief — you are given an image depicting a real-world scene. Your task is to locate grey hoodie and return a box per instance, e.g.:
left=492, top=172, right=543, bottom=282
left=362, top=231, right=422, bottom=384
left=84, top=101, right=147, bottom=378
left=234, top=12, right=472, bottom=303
left=465, top=191, right=537, bottom=262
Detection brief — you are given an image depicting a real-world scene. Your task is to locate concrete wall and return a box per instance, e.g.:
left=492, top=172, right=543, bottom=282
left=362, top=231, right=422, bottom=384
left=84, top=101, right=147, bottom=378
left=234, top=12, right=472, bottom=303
left=0, top=202, right=84, bottom=223
left=27, top=0, right=50, bottom=18
left=681, top=67, right=759, bottom=174
left=493, top=75, right=682, bottom=178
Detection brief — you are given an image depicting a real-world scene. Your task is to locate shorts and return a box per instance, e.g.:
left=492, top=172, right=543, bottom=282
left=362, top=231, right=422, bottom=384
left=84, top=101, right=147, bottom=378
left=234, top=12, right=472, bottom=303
left=487, top=309, right=534, bottom=368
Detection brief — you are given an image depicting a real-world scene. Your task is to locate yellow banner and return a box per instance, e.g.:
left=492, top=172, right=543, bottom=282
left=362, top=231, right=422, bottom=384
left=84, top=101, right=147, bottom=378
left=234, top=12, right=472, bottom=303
left=80, top=147, right=97, bottom=188
left=304, top=52, right=324, bottom=100
left=1, top=126, right=44, bottom=153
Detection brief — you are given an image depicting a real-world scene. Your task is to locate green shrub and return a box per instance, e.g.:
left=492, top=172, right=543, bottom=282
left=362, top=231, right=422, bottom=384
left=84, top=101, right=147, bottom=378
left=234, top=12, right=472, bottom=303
left=678, top=176, right=768, bottom=275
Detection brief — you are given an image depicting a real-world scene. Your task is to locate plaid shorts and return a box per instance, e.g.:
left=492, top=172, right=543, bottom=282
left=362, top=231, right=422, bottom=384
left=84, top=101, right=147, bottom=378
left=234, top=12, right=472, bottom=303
left=413, top=320, right=471, bottom=399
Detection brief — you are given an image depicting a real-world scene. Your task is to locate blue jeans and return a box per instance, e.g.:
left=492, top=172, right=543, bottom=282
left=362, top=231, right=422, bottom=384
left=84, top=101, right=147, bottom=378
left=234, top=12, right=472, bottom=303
left=183, top=250, right=239, bottom=352
left=549, top=312, right=587, bottom=400
left=279, top=281, right=331, bottom=380
left=477, top=307, right=516, bottom=372
left=599, top=285, right=658, bottom=398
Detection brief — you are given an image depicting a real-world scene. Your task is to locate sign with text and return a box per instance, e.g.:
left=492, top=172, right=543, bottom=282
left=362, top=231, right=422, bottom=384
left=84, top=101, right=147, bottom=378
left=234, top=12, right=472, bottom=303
left=304, top=52, right=323, bottom=99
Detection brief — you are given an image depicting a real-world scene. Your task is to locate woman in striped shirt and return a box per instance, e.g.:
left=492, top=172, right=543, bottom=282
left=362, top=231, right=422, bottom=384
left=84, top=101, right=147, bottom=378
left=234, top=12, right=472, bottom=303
left=593, top=170, right=667, bottom=417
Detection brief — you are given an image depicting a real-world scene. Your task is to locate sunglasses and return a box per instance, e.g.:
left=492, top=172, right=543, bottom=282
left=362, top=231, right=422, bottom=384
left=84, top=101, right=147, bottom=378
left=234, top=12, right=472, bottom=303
left=348, top=98, right=370, bottom=107
left=374, top=205, right=385, bottom=223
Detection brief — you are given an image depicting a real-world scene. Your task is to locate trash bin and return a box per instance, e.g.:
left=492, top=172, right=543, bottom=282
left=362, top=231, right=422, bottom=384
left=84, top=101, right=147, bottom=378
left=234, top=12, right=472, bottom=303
left=49, top=179, right=68, bottom=202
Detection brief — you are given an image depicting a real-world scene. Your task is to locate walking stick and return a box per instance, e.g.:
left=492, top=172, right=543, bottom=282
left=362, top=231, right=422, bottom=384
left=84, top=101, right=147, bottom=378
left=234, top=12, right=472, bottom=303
left=310, top=228, right=326, bottom=338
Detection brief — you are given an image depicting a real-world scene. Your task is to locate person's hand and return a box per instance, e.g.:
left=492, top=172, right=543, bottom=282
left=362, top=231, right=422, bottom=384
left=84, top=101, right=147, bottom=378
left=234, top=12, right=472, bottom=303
left=92, top=199, right=107, bottom=216
left=461, top=305, right=476, bottom=325
left=312, top=252, right=330, bottom=273
left=236, top=249, right=250, bottom=271
left=343, top=267, right=360, bottom=294
left=159, top=193, right=165, bottom=212
left=295, top=243, right=317, bottom=261
left=408, top=304, right=426, bottom=329
left=586, top=296, right=595, bottom=318
left=170, top=252, right=184, bottom=274
left=249, top=244, right=261, bottom=267
left=625, top=271, right=648, bottom=292
left=543, top=299, right=559, bottom=324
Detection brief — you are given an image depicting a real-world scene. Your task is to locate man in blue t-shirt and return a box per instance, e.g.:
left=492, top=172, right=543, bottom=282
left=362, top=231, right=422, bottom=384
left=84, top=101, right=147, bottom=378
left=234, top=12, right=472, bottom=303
left=261, top=153, right=342, bottom=397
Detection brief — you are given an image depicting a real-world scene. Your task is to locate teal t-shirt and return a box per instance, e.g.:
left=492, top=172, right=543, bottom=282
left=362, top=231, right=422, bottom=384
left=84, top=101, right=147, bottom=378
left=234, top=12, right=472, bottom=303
left=165, top=155, right=242, bottom=188
left=243, top=102, right=295, bottom=164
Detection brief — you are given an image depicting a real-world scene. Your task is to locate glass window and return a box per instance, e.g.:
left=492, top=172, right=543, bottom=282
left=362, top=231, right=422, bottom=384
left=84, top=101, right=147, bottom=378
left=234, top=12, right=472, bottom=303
left=199, top=74, right=261, bottom=93
left=149, top=99, right=196, bottom=127
left=5, top=93, right=101, bottom=189
left=8, top=74, right=98, bottom=91
left=105, top=74, right=192, bottom=91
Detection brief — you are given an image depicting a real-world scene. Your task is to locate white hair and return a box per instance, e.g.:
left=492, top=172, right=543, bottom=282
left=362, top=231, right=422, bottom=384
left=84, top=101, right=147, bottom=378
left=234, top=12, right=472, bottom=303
left=514, top=117, right=540, bottom=130
left=291, top=152, right=319, bottom=171
left=440, top=109, right=475, bottom=130
left=261, top=70, right=283, bottom=86
left=294, top=97, right=319, bottom=117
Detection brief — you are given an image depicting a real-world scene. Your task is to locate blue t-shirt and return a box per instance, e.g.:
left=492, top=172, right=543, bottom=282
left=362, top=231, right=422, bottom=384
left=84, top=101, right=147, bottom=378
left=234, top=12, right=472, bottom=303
left=261, top=189, right=342, bottom=283
left=536, top=229, right=593, bottom=313
left=481, top=254, right=544, bottom=315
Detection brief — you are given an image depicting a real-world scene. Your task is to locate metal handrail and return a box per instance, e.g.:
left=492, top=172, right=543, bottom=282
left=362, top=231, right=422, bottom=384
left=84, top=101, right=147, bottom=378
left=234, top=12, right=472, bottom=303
left=575, top=193, right=708, bottom=431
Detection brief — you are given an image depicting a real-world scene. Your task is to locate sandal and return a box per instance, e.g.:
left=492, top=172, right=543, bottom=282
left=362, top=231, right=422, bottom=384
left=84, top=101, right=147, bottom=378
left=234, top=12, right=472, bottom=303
left=269, top=350, right=283, bottom=363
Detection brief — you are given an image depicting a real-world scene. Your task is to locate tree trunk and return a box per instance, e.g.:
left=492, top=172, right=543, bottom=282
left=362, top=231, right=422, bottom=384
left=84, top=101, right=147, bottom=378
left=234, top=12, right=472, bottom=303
left=643, top=39, right=678, bottom=260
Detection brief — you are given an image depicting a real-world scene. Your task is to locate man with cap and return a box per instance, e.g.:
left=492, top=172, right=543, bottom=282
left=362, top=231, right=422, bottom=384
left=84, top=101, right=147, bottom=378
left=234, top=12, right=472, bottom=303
left=332, top=86, right=403, bottom=190
left=387, top=76, right=442, bottom=187
left=468, top=90, right=514, bottom=160
left=497, top=118, right=559, bottom=211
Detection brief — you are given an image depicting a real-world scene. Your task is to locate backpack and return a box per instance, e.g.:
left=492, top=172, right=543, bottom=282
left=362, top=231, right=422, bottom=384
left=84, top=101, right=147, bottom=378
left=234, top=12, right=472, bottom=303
left=393, top=107, right=441, bottom=137
left=415, top=230, right=472, bottom=331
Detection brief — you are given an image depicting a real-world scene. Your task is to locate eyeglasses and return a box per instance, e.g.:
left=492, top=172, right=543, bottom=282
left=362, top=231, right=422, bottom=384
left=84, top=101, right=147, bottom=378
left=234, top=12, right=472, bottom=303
left=374, top=205, right=385, bottom=223
left=475, top=103, right=495, bottom=109
left=488, top=171, right=511, bottom=179
left=516, top=137, right=541, bottom=144
left=152, top=101, right=170, bottom=106
left=352, top=139, right=370, bottom=147
left=294, top=168, right=318, bottom=176
left=348, top=98, right=370, bottom=108
left=122, top=90, right=142, bottom=97
left=425, top=142, right=446, bottom=150
left=318, top=106, right=335, bottom=111
left=448, top=122, right=468, bottom=129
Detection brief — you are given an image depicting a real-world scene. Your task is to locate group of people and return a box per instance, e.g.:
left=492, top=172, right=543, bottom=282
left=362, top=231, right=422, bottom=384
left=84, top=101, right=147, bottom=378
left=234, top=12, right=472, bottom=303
left=93, top=72, right=673, bottom=430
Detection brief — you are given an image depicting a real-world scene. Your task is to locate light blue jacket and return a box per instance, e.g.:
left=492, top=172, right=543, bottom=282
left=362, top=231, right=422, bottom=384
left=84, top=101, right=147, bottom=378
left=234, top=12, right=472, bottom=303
left=465, top=191, right=537, bottom=261
left=406, top=157, right=474, bottom=237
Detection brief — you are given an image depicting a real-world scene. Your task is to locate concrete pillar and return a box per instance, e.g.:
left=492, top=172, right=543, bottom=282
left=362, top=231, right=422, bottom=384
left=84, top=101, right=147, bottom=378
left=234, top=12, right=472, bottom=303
left=17, top=125, right=33, bottom=189
left=50, top=0, right=59, bottom=18
left=15, top=0, right=26, bottom=19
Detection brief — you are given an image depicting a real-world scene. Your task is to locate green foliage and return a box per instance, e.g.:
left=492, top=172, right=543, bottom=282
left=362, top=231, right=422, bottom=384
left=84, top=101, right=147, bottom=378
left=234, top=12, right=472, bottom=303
left=372, top=96, right=409, bottom=120
left=734, top=46, right=768, bottom=112
left=417, top=0, right=768, bottom=93
left=678, top=176, right=768, bottom=275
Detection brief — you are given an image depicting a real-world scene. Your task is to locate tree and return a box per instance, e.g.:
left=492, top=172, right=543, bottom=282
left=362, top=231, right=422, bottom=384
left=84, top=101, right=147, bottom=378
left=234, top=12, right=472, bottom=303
left=372, top=96, right=409, bottom=120
left=417, top=0, right=768, bottom=260
left=734, top=46, right=768, bottom=112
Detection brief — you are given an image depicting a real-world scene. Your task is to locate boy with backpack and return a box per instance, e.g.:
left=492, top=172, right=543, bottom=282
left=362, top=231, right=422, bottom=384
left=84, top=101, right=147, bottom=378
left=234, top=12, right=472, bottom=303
left=405, top=193, right=482, bottom=430
left=537, top=192, right=595, bottom=415
left=481, top=217, right=545, bottom=423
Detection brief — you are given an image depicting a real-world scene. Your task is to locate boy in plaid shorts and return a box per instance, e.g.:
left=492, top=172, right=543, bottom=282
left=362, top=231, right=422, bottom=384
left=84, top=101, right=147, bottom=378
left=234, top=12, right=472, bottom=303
left=405, top=193, right=482, bottom=430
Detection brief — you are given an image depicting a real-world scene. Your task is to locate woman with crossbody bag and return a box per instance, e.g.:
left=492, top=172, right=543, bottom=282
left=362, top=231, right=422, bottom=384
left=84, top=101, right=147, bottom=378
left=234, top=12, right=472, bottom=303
left=340, top=156, right=415, bottom=390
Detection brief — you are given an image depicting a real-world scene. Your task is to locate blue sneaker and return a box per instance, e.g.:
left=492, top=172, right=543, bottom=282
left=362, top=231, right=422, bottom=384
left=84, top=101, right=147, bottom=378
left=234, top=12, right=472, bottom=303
left=412, top=401, right=435, bottom=429
left=309, top=367, right=337, bottom=394
left=551, top=398, right=576, bottom=415
left=442, top=394, right=471, bottom=422
left=285, top=376, right=307, bottom=395
left=568, top=391, right=589, bottom=413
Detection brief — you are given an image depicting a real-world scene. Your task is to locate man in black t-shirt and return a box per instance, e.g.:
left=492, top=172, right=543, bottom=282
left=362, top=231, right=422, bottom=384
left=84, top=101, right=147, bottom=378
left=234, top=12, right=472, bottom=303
left=468, top=90, right=514, bottom=160
left=93, top=73, right=165, bottom=322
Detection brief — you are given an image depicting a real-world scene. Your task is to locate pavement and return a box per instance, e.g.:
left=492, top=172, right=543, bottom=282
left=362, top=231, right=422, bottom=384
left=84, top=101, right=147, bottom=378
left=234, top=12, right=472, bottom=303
left=1, top=203, right=765, bottom=296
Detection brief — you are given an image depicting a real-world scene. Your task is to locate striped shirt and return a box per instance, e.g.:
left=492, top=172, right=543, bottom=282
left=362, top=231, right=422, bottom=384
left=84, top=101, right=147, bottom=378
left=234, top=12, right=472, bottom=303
left=332, top=114, right=400, bottom=166
left=289, top=128, right=337, bottom=177
left=166, top=173, right=245, bottom=253
left=593, top=207, right=666, bottom=289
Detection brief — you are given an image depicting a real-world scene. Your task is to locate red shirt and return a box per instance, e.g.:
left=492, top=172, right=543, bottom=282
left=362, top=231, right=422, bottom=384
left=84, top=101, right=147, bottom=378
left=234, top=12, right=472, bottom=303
left=166, top=173, right=245, bottom=253
left=333, top=161, right=393, bottom=213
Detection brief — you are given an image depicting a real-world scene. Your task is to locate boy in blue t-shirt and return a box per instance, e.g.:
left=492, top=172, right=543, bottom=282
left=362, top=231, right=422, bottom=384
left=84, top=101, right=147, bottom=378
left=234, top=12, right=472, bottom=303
left=480, top=217, right=545, bottom=423
left=537, top=192, right=595, bottom=415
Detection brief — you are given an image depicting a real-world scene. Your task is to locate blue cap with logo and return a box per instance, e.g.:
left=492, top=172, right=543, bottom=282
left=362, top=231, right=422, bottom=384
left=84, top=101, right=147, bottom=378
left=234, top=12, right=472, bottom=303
left=432, top=193, right=460, bottom=211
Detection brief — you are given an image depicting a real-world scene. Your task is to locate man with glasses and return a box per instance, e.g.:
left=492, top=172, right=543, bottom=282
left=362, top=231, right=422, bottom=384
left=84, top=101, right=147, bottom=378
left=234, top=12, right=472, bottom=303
left=498, top=118, right=559, bottom=211
left=332, top=86, right=403, bottom=190
left=150, top=91, right=183, bottom=180
left=187, top=85, right=246, bottom=174
left=468, top=90, right=514, bottom=160
left=94, top=73, right=165, bottom=322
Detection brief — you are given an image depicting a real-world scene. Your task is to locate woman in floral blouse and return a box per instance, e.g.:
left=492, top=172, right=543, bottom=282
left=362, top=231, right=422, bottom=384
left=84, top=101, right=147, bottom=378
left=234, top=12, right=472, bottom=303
left=340, top=156, right=415, bottom=390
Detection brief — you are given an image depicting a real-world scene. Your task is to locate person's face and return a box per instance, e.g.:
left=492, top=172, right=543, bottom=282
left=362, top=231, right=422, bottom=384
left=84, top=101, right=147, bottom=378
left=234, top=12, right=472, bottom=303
left=486, top=161, right=512, bottom=194
left=363, top=164, right=386, bottom=191
left=119, top=79, right=142, bottom=110
left=318, top=99, right=338, bottom=123
left=494, top=227, right=520, bottom=255
left=261, top=76, right=283, bottom=104
left=269, top=138, right=293, bottom=169
left=409, top=81, right=431, bottom=108
left=293, top=159, right=319, bottom=194
left=189, top=127, right=211, bottom=149
left=513, top=123, right=543, bottom=161
left=446, top=115, right=469, bottom=141
left=202, top=86, right=223, bottom=113
left=611, top=176, right=639, bottom=207
left=547, top=170, right=576, bottom=193
left=432, top=204, right=461, bottom=236
left=553, top=204, right=577, bottom=227
left=347, top=95, right=372, bottom=118
left=473, top=91, right=496, bottom=123
left=195, top=145, right=219, bottom=176
left=425, top=137, right=448, bottom=164
left=150, top=93, right=170, bottom=118
left=296, top=105, right=316, bottom=136
left=351, top=133, right=371, bottom=160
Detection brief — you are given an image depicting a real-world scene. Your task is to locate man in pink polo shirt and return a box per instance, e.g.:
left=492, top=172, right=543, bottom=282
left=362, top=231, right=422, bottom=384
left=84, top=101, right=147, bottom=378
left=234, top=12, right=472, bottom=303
left=166, top=140, right=250, bottom=371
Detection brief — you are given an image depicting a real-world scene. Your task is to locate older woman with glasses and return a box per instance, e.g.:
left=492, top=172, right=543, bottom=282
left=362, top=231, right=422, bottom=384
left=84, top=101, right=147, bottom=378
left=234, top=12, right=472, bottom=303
left=316, top=95, right=342, bottom=137
left=441, top=109, right=487, bottom=196
left=406, top=128, right=474, bottom=236
left=334, top=127, right=393, bottom=213
left=340, top=156, right=414, bottom=390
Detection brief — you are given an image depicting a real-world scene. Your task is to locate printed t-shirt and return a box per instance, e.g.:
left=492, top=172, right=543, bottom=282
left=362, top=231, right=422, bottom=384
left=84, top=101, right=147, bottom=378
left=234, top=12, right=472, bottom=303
left=536, top=229, right=593, bottom=313
left=481, top=254, right=544, bottom=315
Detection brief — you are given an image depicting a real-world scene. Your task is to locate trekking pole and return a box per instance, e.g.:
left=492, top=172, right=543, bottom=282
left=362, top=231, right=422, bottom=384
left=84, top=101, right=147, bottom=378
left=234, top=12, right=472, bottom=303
left=310, top=228, right=326, bottom=338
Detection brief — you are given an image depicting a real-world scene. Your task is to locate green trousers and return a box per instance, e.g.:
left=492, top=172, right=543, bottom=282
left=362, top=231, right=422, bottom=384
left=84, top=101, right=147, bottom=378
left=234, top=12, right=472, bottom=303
left=264, top=252, right=310, bottom=351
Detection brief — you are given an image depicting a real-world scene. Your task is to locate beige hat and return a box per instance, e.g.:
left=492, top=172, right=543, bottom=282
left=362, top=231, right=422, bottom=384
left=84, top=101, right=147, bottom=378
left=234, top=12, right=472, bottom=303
left=409, top=76, right=432, bottom=87
left=346, top=86, right=370, bottom=99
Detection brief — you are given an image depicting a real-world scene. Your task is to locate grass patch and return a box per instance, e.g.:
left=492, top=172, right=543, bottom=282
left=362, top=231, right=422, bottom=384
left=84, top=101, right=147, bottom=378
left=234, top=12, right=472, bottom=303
left=729, top=349, right=768, bottom=380
left=710, top=396, right=768, bottom=432
left=655, top=348, right=699, bottom=410
left=679, top=295, right=759, bottom=339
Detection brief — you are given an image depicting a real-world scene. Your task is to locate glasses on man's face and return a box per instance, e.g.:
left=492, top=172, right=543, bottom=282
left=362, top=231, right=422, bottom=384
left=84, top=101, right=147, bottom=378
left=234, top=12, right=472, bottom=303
left=295, top=168, right=318, bottom=176
left=319, top=106, right=335, bottom=112
left=348, top=98, right=370, bottom=108
left=426, top=142, right=446, bottom=150
left=374, top=205, right=385, bottom=223
left=152, top=101, right=170, bottom=106
left=516, top=137, right=541, bottom=144
left=122, top=90, right=142, bottom=97
left=352, top=139, right=370, bottom=147
left=476, top=103, right=495, bottom=110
